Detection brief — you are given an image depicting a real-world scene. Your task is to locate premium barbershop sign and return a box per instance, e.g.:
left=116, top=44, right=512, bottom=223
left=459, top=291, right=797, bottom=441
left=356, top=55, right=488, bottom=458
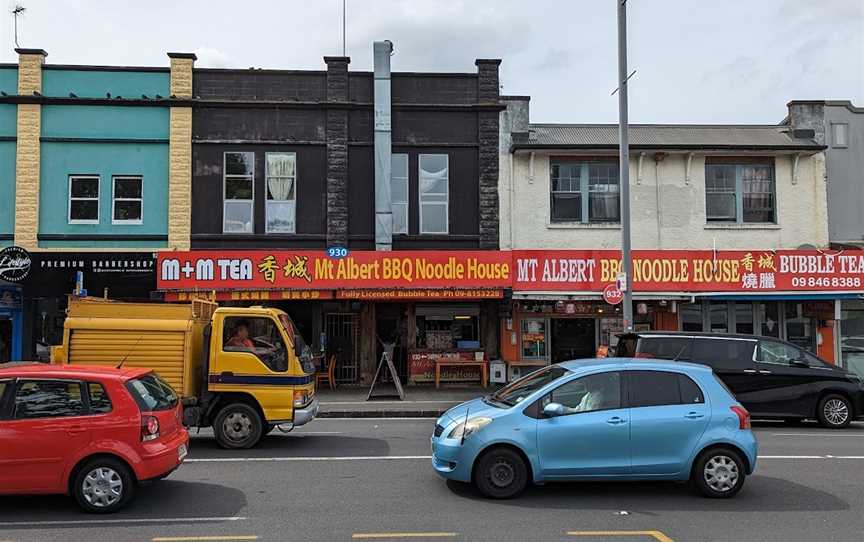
left=157, top=249, right=864, bottom=293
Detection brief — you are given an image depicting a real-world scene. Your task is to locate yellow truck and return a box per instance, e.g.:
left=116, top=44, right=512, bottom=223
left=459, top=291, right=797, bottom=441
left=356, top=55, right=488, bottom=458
left=52, top=297, right=319, bottom=449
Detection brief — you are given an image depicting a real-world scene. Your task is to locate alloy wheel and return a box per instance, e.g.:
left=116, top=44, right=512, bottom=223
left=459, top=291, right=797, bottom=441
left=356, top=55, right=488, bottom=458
left=823, top=398, right=849, bottom=426
left=81, top=467, right=124, bottom=508
left=703, top=455, right=739, bottom=493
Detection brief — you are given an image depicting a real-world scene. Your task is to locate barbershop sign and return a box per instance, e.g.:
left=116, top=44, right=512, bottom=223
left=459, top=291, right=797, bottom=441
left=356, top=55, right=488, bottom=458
left=157, top=249, right=864, bottom=293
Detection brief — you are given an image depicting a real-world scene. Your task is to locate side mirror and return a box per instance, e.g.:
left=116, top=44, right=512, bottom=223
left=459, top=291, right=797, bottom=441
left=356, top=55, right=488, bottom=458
left=543, top=402, right=565, bottom=417
left=791, top=358, right=809, bottom=367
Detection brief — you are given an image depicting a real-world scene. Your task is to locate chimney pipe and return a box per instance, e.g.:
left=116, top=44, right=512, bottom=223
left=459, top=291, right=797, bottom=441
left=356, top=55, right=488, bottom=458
left=374, top=40, right=394, bottom=251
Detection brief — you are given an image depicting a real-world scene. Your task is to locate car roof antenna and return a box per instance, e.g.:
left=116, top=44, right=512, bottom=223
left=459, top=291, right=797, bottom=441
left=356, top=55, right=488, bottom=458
left=116, top=336, right=145, bottom=369
left=672, top=343, right=688, bottom=362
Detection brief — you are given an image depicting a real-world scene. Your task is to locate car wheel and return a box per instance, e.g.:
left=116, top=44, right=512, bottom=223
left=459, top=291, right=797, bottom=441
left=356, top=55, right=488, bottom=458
left=214, top=403, right=264, bottom=449
left=692, top=447, right=746, bottom=498
left=73, top=457, right=136, bottom=513
left=473, top=448, right=528, bottom=499
left=817, top=394, right=852, bottom=429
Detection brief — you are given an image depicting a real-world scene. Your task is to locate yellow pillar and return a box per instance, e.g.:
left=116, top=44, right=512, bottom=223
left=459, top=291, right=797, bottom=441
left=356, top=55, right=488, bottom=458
left=167, top=52, right=196, bottom=251
left=13, top=48, right=47, bottom=250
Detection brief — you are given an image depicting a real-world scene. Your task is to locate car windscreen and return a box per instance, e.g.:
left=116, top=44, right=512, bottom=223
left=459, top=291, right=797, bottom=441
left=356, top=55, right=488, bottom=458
left=125, top=373, right=179, bottom=412
left=279, top=314, right=316, bottom=375
left=491, top=365, right=571, bottom=406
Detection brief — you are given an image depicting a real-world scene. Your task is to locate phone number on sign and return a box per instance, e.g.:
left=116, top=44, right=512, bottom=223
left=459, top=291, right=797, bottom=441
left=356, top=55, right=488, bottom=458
left=790, top=276, right=862, bottom=288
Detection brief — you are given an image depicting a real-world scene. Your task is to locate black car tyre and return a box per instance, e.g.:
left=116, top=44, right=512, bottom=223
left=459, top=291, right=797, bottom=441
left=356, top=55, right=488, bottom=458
left=692, top=447, right=746, bottom=499
left=473, top=447, right=528, bottom=499
left=72, top=457, right=136, bottom=513
left=213, top=403, right=264, bottom=449
left=817, top=394, right=852, bottom=429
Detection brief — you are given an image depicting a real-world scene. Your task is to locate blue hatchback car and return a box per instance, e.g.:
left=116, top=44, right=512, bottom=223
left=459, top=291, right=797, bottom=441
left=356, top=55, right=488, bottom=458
left=431, top=358, right=757, bottom=499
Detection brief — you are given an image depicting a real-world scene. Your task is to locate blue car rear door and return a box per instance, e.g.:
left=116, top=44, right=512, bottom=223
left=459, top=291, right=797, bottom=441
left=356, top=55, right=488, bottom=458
left=627, top=369, right=710, bottom=476
left=536, top=370, right=631, bottom=478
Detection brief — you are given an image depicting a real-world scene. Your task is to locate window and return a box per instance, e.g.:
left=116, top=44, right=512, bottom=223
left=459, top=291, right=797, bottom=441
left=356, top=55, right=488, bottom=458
left=491, top=365, right=570, bottom=407
left=87, top=382, right=112, bottom=414
left=628, top=370, right=680, bottom=408
left=521, top=318, right=548, bottom=358
left=709, top=302, right=729, bottom=333
left=550, top=161, right=620, bottom=223
left=735, top=303, right=754, bottom=334
left=14, top=380, right=85, bottom=419
left=265, top=153, right=296, bottom=233
left=636, top=337, right=693, bottom=361
left=125, top=374, right=178, bottom=412
left=691, top=338, right=757, bottom=370
left=419, top=154, right=448, bottom=234
left=756, top=339, right=801, bottom=366
left=705, top=162, right=775, bottom=223
left=222, top=316, right=288, bottom=372
left=68, top=176, right=100, bottom=224
left=678, top=374, right=705, bottom=404
left=545, top=371, right=622, bottom=414
left=680, top=304, right=703, bottom=332
left=112, top=176, right=143, bottom=224
left=832, top=123, right=848, bottom=148
left=392, top=154, right=409, bottom=234
left=224, top=152, right=254, bottom=233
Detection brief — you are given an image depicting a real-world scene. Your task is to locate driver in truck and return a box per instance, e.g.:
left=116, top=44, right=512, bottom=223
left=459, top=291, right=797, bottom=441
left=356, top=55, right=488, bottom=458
left=226, top=320, right=255, bottom=350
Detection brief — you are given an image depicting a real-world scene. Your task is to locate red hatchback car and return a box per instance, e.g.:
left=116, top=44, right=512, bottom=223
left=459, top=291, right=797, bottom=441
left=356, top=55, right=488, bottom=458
left=0, top=364, right=189, bottom=513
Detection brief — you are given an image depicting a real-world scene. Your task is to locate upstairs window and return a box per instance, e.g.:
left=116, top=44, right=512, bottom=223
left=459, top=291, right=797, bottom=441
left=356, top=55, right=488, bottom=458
left=419, top=154, right=448, bottom=234
left=550, top=160, right=620, bottom=223
left=68, top=175, right=100, bottom=224
left=223, top=152, right=254, bottom=233
left=705, top=160, right=775, bottom=223
left=831, top=123, right=848, bottom=148
left=112, top=176, right=143, bottom=224
left=392, top=154, right=409, bottom=234
left=265, top=153, right=297, bottom=234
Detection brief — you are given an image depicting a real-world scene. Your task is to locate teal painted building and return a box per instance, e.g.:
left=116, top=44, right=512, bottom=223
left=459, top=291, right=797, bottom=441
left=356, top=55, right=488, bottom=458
left=0, top=66, right=17, bottom=245
left=37, top=67, right=171, bottom=248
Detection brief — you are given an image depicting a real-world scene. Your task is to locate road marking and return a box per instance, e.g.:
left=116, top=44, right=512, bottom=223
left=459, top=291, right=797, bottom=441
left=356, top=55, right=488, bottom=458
left=322, top=400, right=460, bottom=405
left=772, top=432, right=864, bottom=437
left=187, top=455, right=431, bottom=463
left=352, top=533, right=458, bottom=539
left=152, top=537, right=258, bottom=542
left=0, top=516, right=246, bottom=527
left=759, top=455, right=864, bottom=459
left=567, top=531, right=674, bottom=542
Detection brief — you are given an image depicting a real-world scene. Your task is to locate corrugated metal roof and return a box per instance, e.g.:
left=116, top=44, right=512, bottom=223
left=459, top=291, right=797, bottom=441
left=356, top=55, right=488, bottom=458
left=517, top=124, right=822, bottom=149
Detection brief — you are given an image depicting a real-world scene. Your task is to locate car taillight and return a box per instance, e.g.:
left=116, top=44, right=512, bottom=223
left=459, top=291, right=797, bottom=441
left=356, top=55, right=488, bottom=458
left=730, top=406, right=751, bottom=430
left=293, top=390, right=310, bottom=408
left=141, top=415, right=160, bottom=442
left=634, top=352, right=654, bottom=359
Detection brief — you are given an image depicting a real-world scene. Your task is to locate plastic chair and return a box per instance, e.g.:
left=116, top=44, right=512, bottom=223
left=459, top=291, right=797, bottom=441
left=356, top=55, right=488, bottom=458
left=316, top=355, right=337, bottom=391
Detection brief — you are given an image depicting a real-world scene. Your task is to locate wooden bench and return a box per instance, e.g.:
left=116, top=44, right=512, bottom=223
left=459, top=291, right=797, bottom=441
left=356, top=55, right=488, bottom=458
left=434, top=360, right=488, bottom=389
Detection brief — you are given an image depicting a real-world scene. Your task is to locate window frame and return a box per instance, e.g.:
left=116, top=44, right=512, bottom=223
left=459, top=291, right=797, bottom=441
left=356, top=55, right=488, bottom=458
left=264, top=152, right=297, bottom=234
left=755, top=338, right=803, bottom=367
left=111, top=175, right=144, bottom=225
left=418, top=153, right=449, bottom=235
left=221, top=316, right=289, bottom=373
left=831, top=123, right=848, bottom=148
left=223, top=151, right=255, bottom=234
left=549, top=160, right=620, bottom=224
left=391, top=153, right=409, bottom=235
left=12, top=378, right=87, bottom=420
left=541, top=370, right=624, bottom=417
left=68, top=175, right=101, bottom=225
left=85, top=381, right=113, bottom=415
left=0, top=379, right=12, bottom=420
left=705, top=162, right=776, bottom=224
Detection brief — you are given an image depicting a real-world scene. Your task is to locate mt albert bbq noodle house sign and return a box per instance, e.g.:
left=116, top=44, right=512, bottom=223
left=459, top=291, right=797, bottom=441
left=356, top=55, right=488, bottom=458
left=157, top=249, right=864, bottom=296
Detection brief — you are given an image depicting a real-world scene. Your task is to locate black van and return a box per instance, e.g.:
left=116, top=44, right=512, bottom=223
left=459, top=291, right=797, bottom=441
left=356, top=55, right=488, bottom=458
left=616, top=331, right=864, bottom=428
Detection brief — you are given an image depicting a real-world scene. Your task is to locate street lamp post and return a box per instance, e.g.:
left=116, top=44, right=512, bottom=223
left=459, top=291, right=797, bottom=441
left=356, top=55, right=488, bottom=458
left=617, top=0, right=634, bottom=332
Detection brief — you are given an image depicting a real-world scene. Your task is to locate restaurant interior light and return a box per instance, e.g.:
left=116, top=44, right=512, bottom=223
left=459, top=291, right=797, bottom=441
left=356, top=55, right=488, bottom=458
left=454, top=315, right=471, bottom=320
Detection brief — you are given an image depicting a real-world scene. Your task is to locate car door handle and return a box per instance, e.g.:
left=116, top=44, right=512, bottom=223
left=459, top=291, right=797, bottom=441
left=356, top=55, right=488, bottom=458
left=758, top=370, right=772, bottom=375
left=743, top=369, right=758, bottom=374
left=684, top=412, right=705, bottom=419
left=606, top=416, right=627, bottom=425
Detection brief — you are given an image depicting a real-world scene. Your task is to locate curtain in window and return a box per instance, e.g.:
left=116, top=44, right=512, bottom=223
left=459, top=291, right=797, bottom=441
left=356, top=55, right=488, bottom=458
left=267, top=154, right=295, bottom=201
left=420, top=166, right=448, bottom=194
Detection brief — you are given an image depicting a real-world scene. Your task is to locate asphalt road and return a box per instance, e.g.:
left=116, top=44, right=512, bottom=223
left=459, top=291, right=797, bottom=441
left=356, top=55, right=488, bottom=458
left=1, top=420, right=863, bottom=542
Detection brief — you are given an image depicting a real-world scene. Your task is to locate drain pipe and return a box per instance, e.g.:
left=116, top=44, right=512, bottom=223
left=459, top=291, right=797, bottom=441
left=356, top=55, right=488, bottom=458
left=374, top=40, right=394, bottom=251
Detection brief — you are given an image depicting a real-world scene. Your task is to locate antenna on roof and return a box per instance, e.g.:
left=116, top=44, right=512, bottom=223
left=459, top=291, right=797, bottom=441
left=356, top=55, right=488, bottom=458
left=12, top=4, right=26, bottom=49
left=341, top=0, right=347, bottom=56
left=116, top=336, right=144, bottom=369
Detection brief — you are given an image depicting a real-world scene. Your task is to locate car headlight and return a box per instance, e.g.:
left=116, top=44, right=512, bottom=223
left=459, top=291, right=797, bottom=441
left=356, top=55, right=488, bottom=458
left=447, top=417, right=492, bottom=440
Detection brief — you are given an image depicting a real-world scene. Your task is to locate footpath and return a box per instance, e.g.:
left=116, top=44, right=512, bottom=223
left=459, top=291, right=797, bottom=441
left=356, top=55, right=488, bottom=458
left=316, top=385, right=496, bottom=418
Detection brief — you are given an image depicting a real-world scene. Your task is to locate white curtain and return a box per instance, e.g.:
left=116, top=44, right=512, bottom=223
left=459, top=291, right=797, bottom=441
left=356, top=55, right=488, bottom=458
left=420, top=167, right=448, bottom=194
left=267, top=154, right=295, bottom=201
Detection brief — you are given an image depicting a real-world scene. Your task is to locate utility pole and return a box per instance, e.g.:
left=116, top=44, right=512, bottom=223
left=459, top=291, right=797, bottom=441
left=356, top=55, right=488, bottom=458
left=617, top=0, right=634, bottom=332
left=342, top=0, right=346, bottom=56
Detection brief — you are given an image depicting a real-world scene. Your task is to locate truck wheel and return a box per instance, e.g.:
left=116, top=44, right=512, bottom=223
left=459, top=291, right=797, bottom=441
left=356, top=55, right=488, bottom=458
left=213, top=403, right=263, bottom=449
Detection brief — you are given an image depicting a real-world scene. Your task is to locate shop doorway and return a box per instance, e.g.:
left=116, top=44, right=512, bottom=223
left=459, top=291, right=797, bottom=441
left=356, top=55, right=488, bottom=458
left=551, top=318, right=597, bottom=363
left=325, top=313, right=359, bottom=383
left=0, top=319, right=11, bottom=363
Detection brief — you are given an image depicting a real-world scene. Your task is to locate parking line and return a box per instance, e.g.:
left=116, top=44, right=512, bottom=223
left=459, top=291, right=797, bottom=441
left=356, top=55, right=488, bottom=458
left=352, top=534, right=457, bottom=539
left=0, top=516, right=246, bottom=527
left=152, top=537, right=258, bottom=542
left=772, top=433, right=864, bottom=437
left=567, top=531, right=674, bottom=542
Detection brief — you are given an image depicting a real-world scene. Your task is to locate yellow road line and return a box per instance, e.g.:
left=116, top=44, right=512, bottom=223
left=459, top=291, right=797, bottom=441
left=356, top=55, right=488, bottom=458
left=567, top=531, right=674, bottom=542
left=151, top=536, right=259, bottom=542
left=352, top=534, right=458, bottom=540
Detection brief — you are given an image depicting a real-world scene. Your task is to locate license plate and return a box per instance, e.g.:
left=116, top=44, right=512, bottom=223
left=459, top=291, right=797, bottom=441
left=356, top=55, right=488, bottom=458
left=178, top=444, right=188, bottom=461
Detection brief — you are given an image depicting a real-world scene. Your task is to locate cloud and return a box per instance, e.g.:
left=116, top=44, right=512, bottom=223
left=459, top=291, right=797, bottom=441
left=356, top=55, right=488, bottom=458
left=193, top=46, right=233, bottom=69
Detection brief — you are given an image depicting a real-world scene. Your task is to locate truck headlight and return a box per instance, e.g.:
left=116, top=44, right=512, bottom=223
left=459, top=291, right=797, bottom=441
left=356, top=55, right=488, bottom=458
left=447, top=417, right=492, bottom=440
left=293, top=391, right=310, bottom=407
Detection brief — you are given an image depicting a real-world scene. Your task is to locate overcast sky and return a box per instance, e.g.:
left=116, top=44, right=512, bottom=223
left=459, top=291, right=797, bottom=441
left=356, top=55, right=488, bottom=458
left=2, top=0, right=862, bottom=124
